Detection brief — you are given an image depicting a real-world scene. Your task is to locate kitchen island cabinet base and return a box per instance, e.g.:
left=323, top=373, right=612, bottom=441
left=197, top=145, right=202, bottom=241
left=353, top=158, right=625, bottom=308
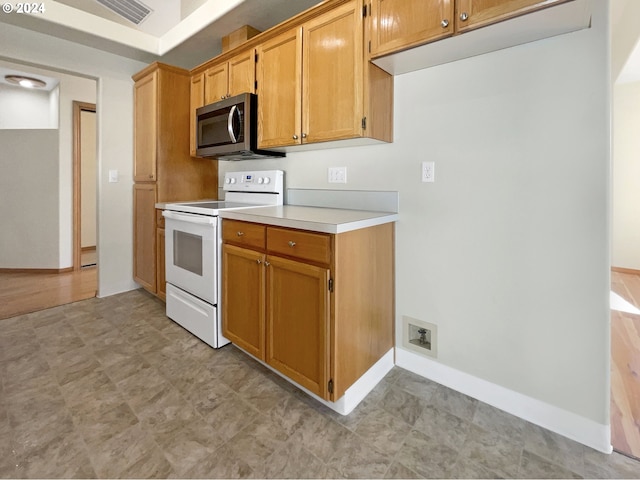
left=234, top=344, right=394, bottom=415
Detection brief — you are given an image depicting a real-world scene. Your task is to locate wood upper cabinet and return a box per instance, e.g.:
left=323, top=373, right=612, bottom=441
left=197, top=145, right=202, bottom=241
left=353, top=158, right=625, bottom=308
left=365, top=0, right=569, bottom=58
left=204, top=63, right=228, bottom=104
left=189, top=72, right=205, bottom=156
left=368, top=0, right=454, bottom=58
left=221, top=219, right=394, bottom=402
left=134, top=70, right=157, bottom=182
left=256, top=28, right=302, bottom=148
left=204, top=49, right=256, bottom=104
left=257, top=0, right=392, bottom=148
left=303, top=1, right=363, bottom=144
left=455, top=0, right=567, bottom=33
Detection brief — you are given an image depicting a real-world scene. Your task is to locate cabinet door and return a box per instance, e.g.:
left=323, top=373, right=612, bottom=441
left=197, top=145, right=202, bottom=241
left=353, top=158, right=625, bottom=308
left=133, top=183, right=157, bottom=292
left=256, top=28, right=302, bottom=148
left=369, top=0, right=454, bottom=57
left=266, top=255, right=330, bottom=399
left=303, top=0, right=363, bottom=143
left=156, top=227, right=166, bottom=301
left=222, top=244, right=266, bottom=360
left=456, top=0, right=561, bottom=32
left=228, top=50, right=256, bottom=97
left=190, top=73, right=205, bottom=156
left=133, top=71, right=157, bottom=182
left=204, top=63, right=229, bottom=104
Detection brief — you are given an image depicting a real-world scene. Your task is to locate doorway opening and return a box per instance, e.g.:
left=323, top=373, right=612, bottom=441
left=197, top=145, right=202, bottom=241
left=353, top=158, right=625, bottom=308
left=73, top=101, right=97, bottom=270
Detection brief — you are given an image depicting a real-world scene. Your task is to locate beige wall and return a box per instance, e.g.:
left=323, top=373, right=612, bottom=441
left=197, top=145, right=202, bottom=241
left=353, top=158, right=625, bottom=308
left=0, top=130, right=59, bottom=268
left=613, top=81, right=640, bottom=270
left=0, top=22, right=147, bottom=295
left=0, top=60, right=95, bottom=269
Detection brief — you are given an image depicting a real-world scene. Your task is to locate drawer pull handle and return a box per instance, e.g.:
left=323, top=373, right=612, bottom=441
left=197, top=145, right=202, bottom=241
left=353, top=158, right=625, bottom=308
left=288, top=241, right=296, bottom=247
left=237, top=231, right=244, bottom=236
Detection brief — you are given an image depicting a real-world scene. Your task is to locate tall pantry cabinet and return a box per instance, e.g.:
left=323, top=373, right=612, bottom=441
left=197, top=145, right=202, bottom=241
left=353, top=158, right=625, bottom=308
left=132, top=62, right=218, bottom=299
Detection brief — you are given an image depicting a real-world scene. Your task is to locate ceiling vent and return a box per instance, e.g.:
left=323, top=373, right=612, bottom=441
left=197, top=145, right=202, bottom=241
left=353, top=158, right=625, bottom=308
left=93, top=0, right=152, bottom=25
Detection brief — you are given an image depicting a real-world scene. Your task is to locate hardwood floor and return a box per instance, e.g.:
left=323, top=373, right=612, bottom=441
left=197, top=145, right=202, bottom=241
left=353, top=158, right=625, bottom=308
left=0, top=267, right=97, bottom=320
left=611, top=270, right=640, bottom=459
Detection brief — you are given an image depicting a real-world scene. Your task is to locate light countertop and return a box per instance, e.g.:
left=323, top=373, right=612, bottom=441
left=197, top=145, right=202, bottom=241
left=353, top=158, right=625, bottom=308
left=219, top=205, right=398, bottom=234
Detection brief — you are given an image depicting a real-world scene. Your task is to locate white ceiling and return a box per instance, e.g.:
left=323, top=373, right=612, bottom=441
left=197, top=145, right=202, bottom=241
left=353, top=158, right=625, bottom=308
left=0, top=0, right=321, bottom=69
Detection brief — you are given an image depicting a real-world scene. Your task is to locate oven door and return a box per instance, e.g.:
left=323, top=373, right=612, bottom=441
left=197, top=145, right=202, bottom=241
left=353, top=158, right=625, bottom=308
left=163, top=210, right=217, bottom=305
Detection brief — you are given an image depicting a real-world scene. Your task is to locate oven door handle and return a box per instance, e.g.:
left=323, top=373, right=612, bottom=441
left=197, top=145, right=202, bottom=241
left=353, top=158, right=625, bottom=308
left=162, top=210, right=216, bottom=225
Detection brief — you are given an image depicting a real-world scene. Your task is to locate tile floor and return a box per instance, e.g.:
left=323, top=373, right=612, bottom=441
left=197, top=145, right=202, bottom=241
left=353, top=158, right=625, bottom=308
left=0, top=289, right=639, bottom=479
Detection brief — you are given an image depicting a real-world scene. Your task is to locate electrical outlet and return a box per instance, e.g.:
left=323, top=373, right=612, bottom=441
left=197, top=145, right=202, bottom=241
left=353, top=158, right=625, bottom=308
left=328, top=167, right=347, bottom=183
left=422, top=161, right=435, bottom=183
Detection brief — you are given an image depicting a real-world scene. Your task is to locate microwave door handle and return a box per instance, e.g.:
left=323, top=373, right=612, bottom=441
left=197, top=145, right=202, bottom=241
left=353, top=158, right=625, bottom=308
left=227, top=105, right=238, bottom=143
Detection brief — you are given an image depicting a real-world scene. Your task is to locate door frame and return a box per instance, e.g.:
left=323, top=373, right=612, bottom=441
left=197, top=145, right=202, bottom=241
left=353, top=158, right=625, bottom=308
left=72, top=101, right=97, bottom=271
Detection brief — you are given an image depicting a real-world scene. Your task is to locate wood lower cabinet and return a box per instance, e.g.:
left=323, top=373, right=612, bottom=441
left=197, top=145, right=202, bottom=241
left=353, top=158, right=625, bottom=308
left=222, top=244, right=266, bottom=360
left=267, top=255, right=330, bottom=396
left=133, top=62, right=218, bottom=299
left=133, top=184, right=157, bottom=292
left=222, top=219, right=394, bottom=402
left=156, top=209, right=166, bottom=301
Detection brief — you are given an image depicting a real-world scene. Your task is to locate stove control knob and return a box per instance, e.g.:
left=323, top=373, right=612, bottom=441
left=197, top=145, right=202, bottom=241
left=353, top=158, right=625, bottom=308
left=264, top=177, right=271, bottom=184
left=257, top=177, right=264, bottom=184
left=230, top=178, right=236, bottom=184
left=225, top=178, right=231, bottom=184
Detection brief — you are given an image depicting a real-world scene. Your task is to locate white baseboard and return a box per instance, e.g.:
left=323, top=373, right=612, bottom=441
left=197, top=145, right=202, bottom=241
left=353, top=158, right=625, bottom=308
left=396, top=348, right=612, bottom=454
left=235, top=345, right=394, bottom=415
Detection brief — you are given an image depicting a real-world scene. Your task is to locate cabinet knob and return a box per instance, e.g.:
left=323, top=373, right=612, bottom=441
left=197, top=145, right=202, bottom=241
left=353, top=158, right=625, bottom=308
left=148, top=174, right=153, bottom=179
left=460, top=12, right=469, bottom=21
left=288, top=241, right=296, bottom=247
left=441, top=19, right=449, bottom=28
left=221, top=96, right=225, bottom=100
left=265, top=261, right=271, bottom=266
left=292, top=134, right=299, bottom=140
left=256, top=258, right=261, bottom=264
left=236, top=231, right=244, bottom=236
left=301, top=133, right=307, bottom=139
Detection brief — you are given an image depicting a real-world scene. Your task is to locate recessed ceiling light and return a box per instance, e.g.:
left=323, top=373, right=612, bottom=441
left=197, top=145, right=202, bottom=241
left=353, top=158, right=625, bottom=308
left=4, top=75, right=47, bottom=89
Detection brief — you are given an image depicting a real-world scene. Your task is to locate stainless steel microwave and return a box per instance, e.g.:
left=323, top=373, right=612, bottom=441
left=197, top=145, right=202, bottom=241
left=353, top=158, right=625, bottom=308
left=196, top=92, right=285, bottom=161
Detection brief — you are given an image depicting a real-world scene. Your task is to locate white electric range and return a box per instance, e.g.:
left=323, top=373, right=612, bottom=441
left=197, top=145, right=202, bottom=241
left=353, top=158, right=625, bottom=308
left=162, top=170, right=284, bottom=348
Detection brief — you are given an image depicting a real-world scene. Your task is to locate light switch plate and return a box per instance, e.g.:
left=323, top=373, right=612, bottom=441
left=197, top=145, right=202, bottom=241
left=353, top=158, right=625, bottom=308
left=108, top=170, right=119, bottom=183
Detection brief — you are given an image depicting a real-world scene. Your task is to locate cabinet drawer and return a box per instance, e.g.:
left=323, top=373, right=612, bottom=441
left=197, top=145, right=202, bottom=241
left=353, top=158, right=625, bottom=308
left=156, top=209, right=165, bottom=229
left=267, top=227, right=331, bottom=265
left=223, top=220, right=266, bottom=249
